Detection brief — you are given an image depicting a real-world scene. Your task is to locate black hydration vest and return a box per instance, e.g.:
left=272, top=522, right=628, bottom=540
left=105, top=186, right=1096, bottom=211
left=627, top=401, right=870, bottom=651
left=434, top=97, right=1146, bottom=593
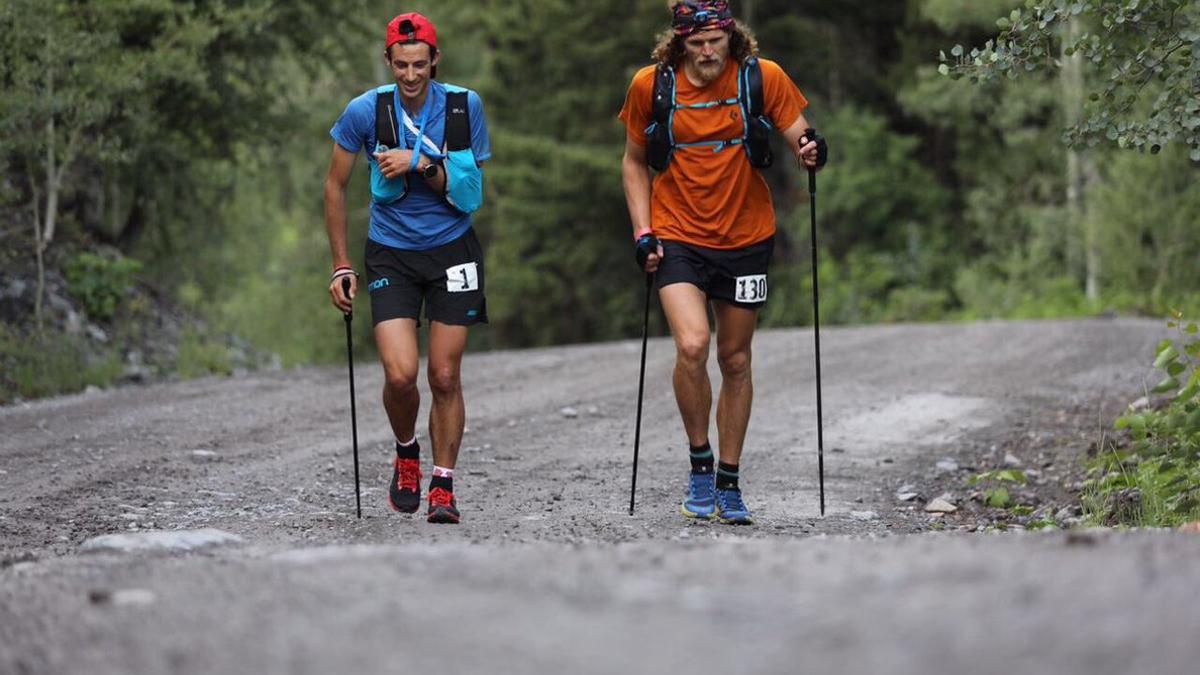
left=370, top=85, right=478, bottom=211
left=645, top=56, right=774, bottom=171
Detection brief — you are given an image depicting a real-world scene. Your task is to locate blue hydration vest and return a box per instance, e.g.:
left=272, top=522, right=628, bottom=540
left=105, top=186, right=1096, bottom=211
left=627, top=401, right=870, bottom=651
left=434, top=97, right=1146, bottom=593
left=645, top=56, right=774, bottom=171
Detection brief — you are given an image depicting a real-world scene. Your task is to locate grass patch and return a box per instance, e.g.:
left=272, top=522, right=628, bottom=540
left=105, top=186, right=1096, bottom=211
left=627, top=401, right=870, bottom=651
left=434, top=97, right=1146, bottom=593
left=1082, top=312, right=1200, bottom=527
left=0, top=325, right=121, bottom=403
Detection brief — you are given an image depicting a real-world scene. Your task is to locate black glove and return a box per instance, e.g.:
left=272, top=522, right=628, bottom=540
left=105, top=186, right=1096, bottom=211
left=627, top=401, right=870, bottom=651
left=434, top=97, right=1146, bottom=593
left=802, top=128, right=828, bottom=169
left=634, top=233, right=660, bottom=270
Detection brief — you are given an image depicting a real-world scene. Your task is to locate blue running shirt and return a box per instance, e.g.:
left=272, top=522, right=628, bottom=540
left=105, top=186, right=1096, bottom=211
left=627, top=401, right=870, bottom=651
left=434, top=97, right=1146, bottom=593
left=330, top=80, right=491, bottom=251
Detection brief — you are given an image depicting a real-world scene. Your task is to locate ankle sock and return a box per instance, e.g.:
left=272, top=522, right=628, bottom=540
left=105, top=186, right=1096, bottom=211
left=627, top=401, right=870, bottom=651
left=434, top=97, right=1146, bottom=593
left=716, top=462, right=739, bottom=490
left=689, top=442, right=714, bottom=474
left=395, top=437, right=419, bottom=460
left=430, top=466, right=453, bottom=492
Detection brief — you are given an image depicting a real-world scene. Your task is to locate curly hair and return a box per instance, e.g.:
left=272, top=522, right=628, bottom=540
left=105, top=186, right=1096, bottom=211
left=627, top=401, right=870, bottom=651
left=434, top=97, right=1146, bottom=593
left=650, top=20, right=759, bottom=66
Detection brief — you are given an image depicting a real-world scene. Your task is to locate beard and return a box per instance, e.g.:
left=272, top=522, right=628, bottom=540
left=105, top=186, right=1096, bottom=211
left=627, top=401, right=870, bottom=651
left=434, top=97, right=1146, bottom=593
left=693, top=56, right=726, bottom=83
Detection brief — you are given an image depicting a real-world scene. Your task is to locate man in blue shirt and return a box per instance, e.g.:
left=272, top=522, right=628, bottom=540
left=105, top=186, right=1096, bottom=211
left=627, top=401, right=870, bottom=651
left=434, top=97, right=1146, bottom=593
left=325, top=12, right=490, bottom=524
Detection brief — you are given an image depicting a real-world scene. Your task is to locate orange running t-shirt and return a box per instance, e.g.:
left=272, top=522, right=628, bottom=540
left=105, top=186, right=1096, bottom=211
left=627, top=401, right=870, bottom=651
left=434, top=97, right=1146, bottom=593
left=619, top=58, right=807, bottom=250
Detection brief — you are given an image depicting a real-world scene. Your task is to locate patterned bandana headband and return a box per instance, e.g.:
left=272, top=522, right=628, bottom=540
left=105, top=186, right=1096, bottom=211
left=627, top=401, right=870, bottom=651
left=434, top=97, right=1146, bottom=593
left=672, top=0, right=734, bottom=36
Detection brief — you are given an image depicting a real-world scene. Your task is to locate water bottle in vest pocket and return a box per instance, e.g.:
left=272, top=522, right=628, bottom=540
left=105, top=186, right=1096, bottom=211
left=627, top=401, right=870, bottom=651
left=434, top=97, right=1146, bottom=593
left=442, top=88, right=482, bottom=213
left=444, top=148, right=482, bottom=213
left=370, top=143, right=409, bottom=204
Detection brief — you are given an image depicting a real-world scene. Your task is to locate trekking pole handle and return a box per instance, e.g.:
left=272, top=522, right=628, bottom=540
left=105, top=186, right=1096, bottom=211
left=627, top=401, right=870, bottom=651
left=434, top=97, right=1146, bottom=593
left=341, top=276, right=353, bottom=321
left=808, top=168, right=816, bottom=195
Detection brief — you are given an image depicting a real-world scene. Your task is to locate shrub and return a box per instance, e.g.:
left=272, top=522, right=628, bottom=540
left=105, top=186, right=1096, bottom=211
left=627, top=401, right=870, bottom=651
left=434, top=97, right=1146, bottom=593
left=64, top=252, right=143, bottom=322
left=0, top=325, right=121, bottom=402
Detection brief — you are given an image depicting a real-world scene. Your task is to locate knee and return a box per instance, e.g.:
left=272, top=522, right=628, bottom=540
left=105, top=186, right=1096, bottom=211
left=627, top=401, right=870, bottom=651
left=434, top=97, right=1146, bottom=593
left=717, top=348, right=751, bottom=380
left=383, top=364, right=418, bottom=394
left=675, top=333, right=710, bottom=368
left=427, top=364, right=461, bottom=398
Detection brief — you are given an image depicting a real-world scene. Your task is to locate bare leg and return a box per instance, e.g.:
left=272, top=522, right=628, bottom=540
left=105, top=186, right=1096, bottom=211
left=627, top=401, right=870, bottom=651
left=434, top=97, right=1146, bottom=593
left=712, top=301, right=758, bottom=466
left=658, top=283, right=712, bottom=447
left=374, top=318, right=420, bottom=443
left=426, top=321, right=469, bottom=470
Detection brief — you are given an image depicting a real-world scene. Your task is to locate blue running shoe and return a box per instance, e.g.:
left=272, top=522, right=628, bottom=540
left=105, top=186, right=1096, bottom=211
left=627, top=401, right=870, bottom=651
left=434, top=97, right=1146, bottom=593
left=715, top=488, right=754, bottom=525
left=681, top=471, right=716, bottom=519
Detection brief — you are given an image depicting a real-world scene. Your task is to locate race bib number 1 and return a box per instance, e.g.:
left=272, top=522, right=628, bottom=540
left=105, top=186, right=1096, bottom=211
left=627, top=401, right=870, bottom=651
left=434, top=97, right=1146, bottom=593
left=446, top=262, right=479, bottom=292
left=735, top=274, right=767, bottom=303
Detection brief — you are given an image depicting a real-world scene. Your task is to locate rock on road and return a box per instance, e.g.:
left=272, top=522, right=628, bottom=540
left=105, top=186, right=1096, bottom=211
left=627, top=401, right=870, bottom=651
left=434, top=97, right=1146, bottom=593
left=2, top=318, right=1197, bottom=674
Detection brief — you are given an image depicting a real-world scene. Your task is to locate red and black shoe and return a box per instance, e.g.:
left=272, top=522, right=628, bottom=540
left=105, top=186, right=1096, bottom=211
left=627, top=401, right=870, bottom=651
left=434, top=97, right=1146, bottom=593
left=388, top=458, right=422, bottom=513
left=427, top=487, right=460, bottom=524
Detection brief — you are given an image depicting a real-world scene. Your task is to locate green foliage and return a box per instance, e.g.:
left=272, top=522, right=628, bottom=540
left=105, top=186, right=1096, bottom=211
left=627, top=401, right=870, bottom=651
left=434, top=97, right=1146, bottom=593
left=3, top=0, right=1200, bottom=384
left=1086, top=312, right=1200, bottom=526
left=0, top=325, right=121, bottom=402
left=482, top=131, right=640, bottom=347
left=764, top=105, right=955, bottom=328
left=970, top=468, right=1028, bottom=511
left=207, top=143, right=357, bottom=367
left=953, top=266, right=1095, bottom=319
left=809, top=106, right=952, bottom=261
left=64, top=251, right=142, bottom=321
left=969, top=469, right=1030, bottom=485
left=1091, top=145, right=1200, bottom=313
left=175, top=330, right=233, bottom=380
left=923, top=0, right=1023, bottom=31
left=985, top=487, right=1015, bottom=508
left=1026, top=515, right=1060, bottom=530
left=941, top=0, right=1200, bottom=158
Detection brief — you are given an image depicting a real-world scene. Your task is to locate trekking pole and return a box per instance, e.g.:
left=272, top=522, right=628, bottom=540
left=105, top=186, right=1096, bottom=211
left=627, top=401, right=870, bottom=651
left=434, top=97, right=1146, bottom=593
left=629, top=273, right=654, bottom=515
left=342, top=276, right=362, bottom=519
left=807, top=168, right=826, bottom=517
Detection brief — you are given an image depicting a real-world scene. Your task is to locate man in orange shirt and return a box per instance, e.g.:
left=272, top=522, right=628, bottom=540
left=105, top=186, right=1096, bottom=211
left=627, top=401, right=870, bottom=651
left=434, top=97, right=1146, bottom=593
left=619, top=0, right=826, bottom=524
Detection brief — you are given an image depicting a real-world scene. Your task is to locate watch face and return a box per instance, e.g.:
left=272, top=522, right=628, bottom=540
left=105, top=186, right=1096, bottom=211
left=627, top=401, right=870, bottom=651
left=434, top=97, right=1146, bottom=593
left=423, top=164, right=439, bottom=179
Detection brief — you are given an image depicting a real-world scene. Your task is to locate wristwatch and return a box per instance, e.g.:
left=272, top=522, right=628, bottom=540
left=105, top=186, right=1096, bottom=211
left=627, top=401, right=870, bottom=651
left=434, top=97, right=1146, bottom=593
left=421, top=162, right=440, bottom=180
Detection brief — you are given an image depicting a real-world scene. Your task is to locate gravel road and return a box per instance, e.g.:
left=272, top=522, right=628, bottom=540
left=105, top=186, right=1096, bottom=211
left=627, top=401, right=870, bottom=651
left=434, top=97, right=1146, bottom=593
left=3, top=318, right=1197, bottom=674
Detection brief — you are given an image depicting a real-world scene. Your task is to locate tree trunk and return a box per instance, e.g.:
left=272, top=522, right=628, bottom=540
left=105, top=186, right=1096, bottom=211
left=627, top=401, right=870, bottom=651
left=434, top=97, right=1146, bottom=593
left=31, top=181, right=44, bottom=330
left=43, top=118, right=59, bottom=251
left=1062, top=16, right=1099, bottom=302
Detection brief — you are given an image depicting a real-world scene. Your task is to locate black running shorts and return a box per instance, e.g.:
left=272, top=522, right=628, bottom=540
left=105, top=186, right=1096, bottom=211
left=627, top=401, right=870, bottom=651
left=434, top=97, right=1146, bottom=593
left=364, top=229, right=488, bottom=327
left=655, top=237, right=775, bottom=309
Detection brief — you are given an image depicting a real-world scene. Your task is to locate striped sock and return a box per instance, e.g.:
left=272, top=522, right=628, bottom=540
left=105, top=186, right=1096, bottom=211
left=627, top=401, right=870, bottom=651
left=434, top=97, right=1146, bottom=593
left=430, top=465, right=453, bottom=492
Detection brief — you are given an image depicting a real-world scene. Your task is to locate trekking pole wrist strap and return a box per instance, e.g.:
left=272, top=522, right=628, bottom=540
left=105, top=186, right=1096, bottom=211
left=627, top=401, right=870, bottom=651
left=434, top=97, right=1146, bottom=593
left=330, top=268, right=359, bottom=284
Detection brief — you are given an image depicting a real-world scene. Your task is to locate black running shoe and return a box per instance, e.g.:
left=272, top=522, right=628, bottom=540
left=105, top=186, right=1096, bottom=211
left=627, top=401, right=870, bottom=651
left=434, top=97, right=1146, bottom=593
left=388, top=458, right=422, bottom=513
left=427, top=487, right=460, bottom=524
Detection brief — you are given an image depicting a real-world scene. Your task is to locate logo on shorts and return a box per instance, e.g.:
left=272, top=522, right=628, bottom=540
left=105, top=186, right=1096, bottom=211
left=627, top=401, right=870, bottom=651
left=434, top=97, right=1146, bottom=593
left=368, top=278, right=390, bottom=293
left=466, top=309, right=478, bottom=318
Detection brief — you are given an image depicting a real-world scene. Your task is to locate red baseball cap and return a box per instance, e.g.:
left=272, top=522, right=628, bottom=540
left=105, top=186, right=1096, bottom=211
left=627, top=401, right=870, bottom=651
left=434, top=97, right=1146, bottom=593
left=386, top=12, right=438, bottom=52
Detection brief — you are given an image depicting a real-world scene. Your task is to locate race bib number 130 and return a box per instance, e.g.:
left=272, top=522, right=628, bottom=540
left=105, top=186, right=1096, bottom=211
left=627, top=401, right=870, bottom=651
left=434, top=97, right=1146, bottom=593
left=446, top=262, right=479, bottom=292
left=735, top=274, right=767, bottom=303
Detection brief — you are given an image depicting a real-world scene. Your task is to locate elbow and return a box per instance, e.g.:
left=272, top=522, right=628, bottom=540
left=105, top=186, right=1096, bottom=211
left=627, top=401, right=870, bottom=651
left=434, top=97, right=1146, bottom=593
left=324, top=176, right=345, bottom=203
left=622, top=153, right=645, bottom=178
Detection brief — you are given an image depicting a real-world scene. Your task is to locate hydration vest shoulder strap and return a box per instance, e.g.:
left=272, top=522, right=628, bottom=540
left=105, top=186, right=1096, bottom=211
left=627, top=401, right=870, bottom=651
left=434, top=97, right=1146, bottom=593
left=652, top=64, right=676, bottom=125
left=743, top=57, right=765, bottom=120
left=443, top=91, right=471, bottom=152
left=374, top=86, right=400, bottom=150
